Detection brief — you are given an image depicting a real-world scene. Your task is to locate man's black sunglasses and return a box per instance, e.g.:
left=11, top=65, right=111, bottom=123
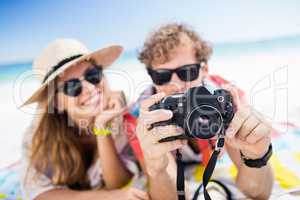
left=147, top=63, right=205, bottom=85
left=57, top=66, right=103, bottom=97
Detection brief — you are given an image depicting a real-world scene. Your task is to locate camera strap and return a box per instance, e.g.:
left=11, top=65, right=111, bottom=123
left=176, top=149, right=185, bottom=200
left=176, top=133, right=232, bottom=200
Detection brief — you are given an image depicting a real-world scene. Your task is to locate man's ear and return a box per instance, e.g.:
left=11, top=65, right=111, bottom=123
left=202, top=64, right=209, bottom=75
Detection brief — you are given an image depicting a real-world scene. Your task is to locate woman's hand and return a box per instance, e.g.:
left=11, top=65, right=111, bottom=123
left=94, top=90, right=132, bottom=189
left=94, top=90, right=127, bottom=128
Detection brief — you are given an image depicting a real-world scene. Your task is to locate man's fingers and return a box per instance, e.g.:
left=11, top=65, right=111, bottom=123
left=222, top=84, right=241, bottom=109
left=151, top=125, right=184, bottom=142
left=236, top=114, right=260, bottom=140
left=226, top=133, right=270, bottom=157
left=140, top=92, right=166, bottom=112
left=245, top=123, right=271, bottom=144
left=225, top=137, right=247, bottom=150
left=226, top=105, right=251, bottom=138
left=143, top=140, right=187, bottom=159
left=142, top=109, right=173, bottom=126
left=242, top=136, right=271, bottom=158
left=154, top=139, right=187, bottom=154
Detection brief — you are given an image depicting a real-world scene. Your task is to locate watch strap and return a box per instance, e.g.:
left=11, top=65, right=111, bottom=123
left=240, top=144, right=273, bottom=168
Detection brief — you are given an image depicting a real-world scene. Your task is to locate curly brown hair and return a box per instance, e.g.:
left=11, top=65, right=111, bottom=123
left=138, top=23, right=213, bottom=67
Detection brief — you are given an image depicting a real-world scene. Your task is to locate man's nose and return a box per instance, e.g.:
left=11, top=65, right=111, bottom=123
left=169, top=73, right=185, bottom=93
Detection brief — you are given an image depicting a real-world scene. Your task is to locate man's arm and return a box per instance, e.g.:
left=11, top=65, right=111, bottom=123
left=226, top=145, right=274, bottom=199
left=147, top=153, right=178, bottom=200
left=224, top=85, right=274, bottom=199
left=136, top=92, right=188, bottom=200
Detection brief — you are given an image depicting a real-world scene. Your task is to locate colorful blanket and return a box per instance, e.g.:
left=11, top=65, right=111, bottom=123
left=2, top=123, right=300, bottom=199
left=187, top=122, right=300, bottom=199
left=0, top=162, right=22, bottom=200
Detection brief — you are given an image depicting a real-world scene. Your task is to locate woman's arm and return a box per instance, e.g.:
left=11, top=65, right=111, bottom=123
left=97, top=134, right=133, bottom=189
left=35, top=189, right=115, bottom=200
left=35, top=188, right=149, bottom=200
left=93, top=91, right=133, bottom=189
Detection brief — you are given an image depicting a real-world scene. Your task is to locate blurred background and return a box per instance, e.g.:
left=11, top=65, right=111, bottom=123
left=0, top=0, right=300, bottom=169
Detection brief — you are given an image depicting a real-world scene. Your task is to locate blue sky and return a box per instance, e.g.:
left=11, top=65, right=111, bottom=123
left=0, top=0, right=299, bottom=63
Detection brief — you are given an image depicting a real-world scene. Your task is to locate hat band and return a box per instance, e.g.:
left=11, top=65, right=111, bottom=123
left=42, top=54, right=83, bottom=83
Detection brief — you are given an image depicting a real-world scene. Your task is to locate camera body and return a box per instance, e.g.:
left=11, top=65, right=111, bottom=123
left=149, top=86, right=234, bottom=141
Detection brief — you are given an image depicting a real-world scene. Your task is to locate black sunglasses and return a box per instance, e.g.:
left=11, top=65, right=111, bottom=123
left=57, top=66, right=103, bottom=97
left=147, top=63, right=205, bottom=85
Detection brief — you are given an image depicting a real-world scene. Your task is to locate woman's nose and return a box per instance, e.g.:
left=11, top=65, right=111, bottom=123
left=81, top=80, right=97, bottom=96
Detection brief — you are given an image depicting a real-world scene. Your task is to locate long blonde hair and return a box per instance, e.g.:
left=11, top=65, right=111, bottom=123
left=27, top=80, right=91, bottom=189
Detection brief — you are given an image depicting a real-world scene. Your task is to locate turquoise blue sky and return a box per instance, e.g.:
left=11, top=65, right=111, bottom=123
left=0, top=0, right=299, bottom=63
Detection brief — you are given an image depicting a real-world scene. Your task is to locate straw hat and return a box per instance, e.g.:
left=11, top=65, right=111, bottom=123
left=22, top=38, right=123, bottom=106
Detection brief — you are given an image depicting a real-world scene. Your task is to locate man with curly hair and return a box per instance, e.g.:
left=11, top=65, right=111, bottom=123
left=128, top=23, right=274, bottom=200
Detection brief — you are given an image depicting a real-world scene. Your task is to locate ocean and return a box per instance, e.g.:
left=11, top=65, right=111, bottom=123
left=0, top=35, right=300, bottom=167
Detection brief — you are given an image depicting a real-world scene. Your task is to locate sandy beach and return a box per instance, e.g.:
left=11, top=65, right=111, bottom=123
left=0, top=40, right=300, bottom=168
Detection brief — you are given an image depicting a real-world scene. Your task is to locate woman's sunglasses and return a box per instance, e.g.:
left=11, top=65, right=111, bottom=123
left=147, top=63, right=205, bottom=85
left=57, top=66, right=103, bottom=97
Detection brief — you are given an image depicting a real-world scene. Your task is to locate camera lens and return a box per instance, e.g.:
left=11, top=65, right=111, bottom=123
left=197, top=115, right=210, bottom=126
left=186, top=105, right=223, bottom=139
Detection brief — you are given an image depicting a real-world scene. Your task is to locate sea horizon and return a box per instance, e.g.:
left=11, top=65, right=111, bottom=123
left=1, top=33, right=299, bottom=68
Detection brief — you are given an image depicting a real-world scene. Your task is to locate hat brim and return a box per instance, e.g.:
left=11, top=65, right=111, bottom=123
left=21, top=45, right=123, bottom=107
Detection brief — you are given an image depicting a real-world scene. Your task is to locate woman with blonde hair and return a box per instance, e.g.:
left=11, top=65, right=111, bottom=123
left=20, top=39, right=149, bottom=200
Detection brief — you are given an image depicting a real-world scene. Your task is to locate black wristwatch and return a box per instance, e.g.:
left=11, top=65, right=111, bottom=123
left=240, top=144, right=273, bottom=168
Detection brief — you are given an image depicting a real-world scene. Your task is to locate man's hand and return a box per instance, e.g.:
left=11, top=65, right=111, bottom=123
left=136, top=92, right=187, bottom=176
left=224, top=85, right=272, bottom=160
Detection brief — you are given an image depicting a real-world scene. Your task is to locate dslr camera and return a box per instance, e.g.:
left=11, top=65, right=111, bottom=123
left=149, top=86, right=235, bottom=142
